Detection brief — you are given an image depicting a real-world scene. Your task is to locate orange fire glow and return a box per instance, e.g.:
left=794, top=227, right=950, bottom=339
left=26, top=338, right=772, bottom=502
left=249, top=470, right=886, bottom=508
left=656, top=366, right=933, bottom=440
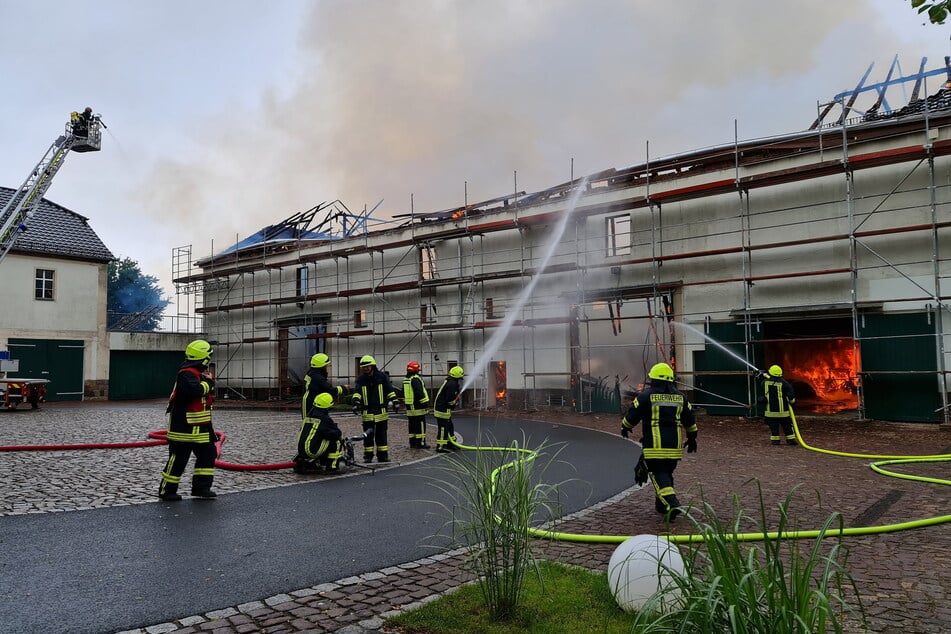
left=451, top=210, right=466, bottom=220
left=770, top=338, right=858, bottom=413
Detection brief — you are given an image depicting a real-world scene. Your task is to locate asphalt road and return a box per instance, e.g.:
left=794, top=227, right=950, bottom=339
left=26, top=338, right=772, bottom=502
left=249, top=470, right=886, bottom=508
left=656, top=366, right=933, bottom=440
left=0, top=415, right=637, bottom=634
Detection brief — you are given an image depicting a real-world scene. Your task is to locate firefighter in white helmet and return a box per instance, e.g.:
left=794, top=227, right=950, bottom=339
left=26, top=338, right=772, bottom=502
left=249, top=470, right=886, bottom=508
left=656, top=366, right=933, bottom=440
left=757, top=364, right=797, bottom=445
left=621, top=362, right=697, bottom=521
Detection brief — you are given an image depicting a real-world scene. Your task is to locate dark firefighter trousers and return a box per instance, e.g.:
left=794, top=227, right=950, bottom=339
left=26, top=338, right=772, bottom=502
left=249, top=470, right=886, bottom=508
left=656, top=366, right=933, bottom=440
left=160, top=439, right=216, bottom=496
left=645, top=457, right=680, bottom=515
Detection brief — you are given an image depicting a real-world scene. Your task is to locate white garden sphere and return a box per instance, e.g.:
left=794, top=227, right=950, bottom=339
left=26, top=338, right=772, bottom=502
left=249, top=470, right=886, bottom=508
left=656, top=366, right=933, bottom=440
left=607, top=534, right=685, bottom=613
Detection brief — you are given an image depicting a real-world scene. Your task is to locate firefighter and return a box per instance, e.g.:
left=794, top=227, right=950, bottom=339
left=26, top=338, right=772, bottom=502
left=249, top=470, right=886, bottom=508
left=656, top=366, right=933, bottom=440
left=433, top=365, right=464, bottom=452
left=758, top=364, right=797, bottom=445
left=621, top=362, right=697, bottom=520
left=351, top=355, right=398, bottom=463
left=296, top=392, right=344, bottom=473
left=294, top=353, right=351, bottom=473
left=403, top=361, right=430, bottom=448
left=158, top=339, right=218, bottom=501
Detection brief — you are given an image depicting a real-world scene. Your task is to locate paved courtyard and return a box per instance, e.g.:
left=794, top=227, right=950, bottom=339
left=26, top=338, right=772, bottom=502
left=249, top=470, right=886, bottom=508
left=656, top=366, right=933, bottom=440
left=2, top=401, right=950, bottom=633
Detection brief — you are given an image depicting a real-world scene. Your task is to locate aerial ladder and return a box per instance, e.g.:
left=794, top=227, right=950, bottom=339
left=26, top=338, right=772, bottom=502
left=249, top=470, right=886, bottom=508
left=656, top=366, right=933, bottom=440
left=0, top=108, right=104, bottom=266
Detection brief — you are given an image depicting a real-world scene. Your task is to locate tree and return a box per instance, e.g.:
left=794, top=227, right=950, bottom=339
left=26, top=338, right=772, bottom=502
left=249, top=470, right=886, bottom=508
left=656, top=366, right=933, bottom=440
left=107, top=257, right=171, bottom=331
left=912, top=0, right=949, bottom=24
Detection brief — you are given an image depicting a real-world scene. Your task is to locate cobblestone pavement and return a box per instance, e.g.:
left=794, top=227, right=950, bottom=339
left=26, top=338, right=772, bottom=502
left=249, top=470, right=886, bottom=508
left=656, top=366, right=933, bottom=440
left=2, top=402, right=950, bottom=633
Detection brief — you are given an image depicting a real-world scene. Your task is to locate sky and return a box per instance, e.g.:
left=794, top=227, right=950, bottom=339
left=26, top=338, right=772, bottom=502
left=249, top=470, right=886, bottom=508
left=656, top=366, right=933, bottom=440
left=1, top=0, right=949, bottom=307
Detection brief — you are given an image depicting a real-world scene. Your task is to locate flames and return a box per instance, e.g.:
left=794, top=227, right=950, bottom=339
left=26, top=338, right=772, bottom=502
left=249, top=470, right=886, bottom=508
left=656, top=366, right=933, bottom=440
left=451, top=209, right=466, bottom=220
left=770, top=338, right=858, bottom=413
left=491, top=361, right=507, bottom=406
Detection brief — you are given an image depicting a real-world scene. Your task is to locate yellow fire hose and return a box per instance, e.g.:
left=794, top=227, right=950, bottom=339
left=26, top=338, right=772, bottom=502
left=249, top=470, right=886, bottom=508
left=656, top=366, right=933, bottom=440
left=454, top=409, right=951, bottom=545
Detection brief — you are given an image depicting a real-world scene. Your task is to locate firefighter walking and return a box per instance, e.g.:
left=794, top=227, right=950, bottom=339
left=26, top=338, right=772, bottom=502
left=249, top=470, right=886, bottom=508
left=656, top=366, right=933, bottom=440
left=758, top=364, right=797, bottom=445
left=403, top=361, right=430, bottom=448
left=621, top=362, right=697, bottom=520
left=158, top=339, right=218, bottom=501
left=433, top=366, right=464, bottom=452
left=351, top=355, right=398, bottom=463
left=294, top=353, right=351, bottom=473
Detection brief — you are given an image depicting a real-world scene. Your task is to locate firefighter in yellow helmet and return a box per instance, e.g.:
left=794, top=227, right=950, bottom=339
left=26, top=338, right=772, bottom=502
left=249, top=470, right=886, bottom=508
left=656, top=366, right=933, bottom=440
left=433, top=365, right=464, bottom=452
left=296, top=392, right=345, bottom=473
left=620, top=362, right=697, bottom=521
left=294, top=353, right=351, bottom=473
left=158, top=339, right=218, bottom=501
left=403, top=361, right=431, bottom=448
left=351, top=355, right=398, bottom=463
left=757, top=364, right=797, bottom=445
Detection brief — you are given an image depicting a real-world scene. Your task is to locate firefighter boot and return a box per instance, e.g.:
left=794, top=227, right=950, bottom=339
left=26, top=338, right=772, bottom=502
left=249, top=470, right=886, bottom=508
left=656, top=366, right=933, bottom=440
left=377, top=451, right=390, bottom=463
left=191, top=474, right=217, bottom=499
left=158, top=483, right=182, bottom=502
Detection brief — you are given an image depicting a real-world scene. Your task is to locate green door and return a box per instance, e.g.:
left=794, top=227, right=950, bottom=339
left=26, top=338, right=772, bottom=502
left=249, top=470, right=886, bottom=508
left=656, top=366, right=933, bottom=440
left=859, top=312, right=940, bottom=422
left=694, top=322, right=763, bottom=416
left=109, top=350, right=183, bottom=400
left=7, top=338, right=84, bottom=402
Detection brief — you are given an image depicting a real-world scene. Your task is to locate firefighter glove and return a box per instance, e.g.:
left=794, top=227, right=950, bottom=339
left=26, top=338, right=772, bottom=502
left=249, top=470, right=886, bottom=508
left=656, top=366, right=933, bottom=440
left=634, top=455, right=649, bottom=487
left=685, top=433, right=698, bottom=453
left=621, top=427, right=629, bottom=439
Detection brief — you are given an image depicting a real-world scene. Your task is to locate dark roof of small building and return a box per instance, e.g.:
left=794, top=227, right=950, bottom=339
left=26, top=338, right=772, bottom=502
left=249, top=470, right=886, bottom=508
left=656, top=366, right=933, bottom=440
left=0, top=187, right=114, bottom=263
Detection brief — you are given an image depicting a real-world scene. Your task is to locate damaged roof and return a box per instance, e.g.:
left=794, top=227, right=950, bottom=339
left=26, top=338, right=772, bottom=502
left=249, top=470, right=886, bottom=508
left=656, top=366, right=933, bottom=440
left=0, top=187, right=114, bottom=263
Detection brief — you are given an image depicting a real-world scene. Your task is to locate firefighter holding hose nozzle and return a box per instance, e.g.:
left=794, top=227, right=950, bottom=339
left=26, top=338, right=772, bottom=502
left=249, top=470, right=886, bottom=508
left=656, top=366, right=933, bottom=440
left=433, top=366, right=464, bottom=452
left=158, top=339, right=218, bottom=501
left=621, top=362, right=697, bottom=521
left=351, top=355, right=398, bottom=463
left=757, top=364, right=797, bottom=446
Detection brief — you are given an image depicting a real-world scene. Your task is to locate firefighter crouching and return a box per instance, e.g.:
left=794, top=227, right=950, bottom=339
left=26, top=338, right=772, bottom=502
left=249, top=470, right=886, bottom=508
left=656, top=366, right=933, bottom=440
left=294, top=353, right=351, bottom=473
left=758, top=364, right=797, bottom=445
left=403, top=361, right=430, bottom=449
left=621, top=362, right=697, bottom=521
left=158, top=339, right=218, bottom=501
left=433, top=365, right=464, bottom=452
left=351, top=355, right=398, bottom=463
left=296, top=392, right=344, bottom=473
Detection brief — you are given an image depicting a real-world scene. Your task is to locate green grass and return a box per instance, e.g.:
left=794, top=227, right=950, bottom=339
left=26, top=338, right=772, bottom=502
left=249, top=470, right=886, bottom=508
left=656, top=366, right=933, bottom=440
left=386, top=560, right=634, bottom=634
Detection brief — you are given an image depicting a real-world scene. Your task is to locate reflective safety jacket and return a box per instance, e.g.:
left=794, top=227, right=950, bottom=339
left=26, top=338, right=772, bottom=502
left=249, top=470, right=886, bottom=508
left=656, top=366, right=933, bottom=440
left=433, top=376, right=462, bottom=420
left=759, top=375, right=796, bottom=418
left=402, top=373, right=430, bottom=416
left=166, top=361, right=214, bottom=443
left=352, top=370, right=398, bottom=423
left=302, top=368, right=349, bottom=422
left=621, top=380, right=697, bottom=460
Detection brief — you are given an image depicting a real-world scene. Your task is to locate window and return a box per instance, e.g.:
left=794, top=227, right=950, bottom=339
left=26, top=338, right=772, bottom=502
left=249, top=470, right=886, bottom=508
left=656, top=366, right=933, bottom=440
left=485, top=297, right=504, bottom=319
left=354, top=309, right=367, bottom=328
left=420, top=245, right=437, bottom=280
left=35, top=269, right=54, bottom=300
left=296, top=267, right=309, bottom=296
left=606, top=215, right=631, bottom=257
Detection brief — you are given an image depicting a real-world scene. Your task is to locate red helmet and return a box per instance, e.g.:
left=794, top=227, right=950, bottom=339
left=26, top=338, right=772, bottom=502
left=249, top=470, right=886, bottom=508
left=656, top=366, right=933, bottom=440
left=84, top=107, right=92, bottom=114
left=406, top=361, right=421, bottom=373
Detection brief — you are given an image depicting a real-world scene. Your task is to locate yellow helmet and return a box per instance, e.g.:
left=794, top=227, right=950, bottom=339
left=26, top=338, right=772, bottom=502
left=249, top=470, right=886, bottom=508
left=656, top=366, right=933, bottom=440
left=449, top=366, right=464, bottom=379
left=648, top=362, right=674, bottom=382
left=768, top=365, right=783, bottom=377
left=310, top=353, right=331, bottom=368
left=185, top=339, right=212, bottom=361
left=314, top=392, right=334, bottom=409
left=359, top=355, right=377, bottom=367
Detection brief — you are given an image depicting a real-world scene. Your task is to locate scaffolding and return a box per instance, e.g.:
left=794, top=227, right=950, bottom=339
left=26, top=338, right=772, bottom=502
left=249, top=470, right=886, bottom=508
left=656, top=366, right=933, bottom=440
left=173, top=61, right=951, bottom=423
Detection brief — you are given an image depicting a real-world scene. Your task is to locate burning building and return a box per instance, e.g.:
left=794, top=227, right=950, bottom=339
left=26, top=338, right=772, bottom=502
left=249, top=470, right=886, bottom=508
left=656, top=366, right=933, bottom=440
left=175, top=58, right=951, bottom=423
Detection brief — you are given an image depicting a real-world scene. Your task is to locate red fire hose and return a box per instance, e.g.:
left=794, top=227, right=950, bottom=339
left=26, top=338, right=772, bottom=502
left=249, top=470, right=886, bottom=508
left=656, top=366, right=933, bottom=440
left=0, top=430, right=295, bottom=471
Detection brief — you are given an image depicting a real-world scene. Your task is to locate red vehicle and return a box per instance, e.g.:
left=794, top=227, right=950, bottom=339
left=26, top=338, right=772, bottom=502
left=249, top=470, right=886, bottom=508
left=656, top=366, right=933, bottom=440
left=0, top=379, right=48, bottom=410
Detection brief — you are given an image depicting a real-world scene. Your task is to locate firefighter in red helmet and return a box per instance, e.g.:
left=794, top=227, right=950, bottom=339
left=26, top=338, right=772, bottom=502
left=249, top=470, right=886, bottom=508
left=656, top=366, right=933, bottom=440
left=158, top=339, right=218, bottom=501
left=621, top=362, right=697, bottom=521
left=403, top=361, right=430, bottom=448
